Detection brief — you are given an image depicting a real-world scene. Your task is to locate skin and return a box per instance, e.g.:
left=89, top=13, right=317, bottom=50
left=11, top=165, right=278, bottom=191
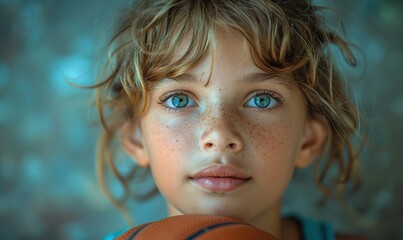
left=121, top=29, right=327, bottom=239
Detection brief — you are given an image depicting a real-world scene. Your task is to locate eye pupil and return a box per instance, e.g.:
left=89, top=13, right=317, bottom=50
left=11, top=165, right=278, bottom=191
left=254, top=95, right=271, bottom=108
left=172, top=95, right=189, bottom=108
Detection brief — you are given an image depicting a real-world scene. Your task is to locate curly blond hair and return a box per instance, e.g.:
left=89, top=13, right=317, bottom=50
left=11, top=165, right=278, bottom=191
left=93, top=0, right=362, bottom=217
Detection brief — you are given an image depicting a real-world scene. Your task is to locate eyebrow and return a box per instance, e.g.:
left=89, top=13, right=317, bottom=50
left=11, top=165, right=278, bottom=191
left=241, top=72, right=293, bottom=89
left=159, top=72, right=293, bottom=89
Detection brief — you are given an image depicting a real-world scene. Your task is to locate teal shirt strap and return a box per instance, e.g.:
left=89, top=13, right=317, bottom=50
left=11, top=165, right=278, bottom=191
left=285, top=214, right=336, bottom=240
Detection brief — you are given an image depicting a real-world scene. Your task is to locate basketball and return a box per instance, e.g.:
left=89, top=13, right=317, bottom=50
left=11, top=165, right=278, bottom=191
left=115, top=214, right=278, bottom=240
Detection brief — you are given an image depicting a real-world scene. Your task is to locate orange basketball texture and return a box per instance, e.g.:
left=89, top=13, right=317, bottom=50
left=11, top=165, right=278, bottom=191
left=116, top=214, right=278, bottom=240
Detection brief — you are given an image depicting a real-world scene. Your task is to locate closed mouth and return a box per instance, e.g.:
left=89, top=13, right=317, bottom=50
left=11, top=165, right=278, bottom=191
left=190, top=164, right=251, bottom=192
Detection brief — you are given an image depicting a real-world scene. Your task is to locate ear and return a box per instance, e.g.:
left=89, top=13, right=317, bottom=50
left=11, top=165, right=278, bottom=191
left=120, top=122, right=149, bottom=167
left=295, top=116, right=328, bottom=169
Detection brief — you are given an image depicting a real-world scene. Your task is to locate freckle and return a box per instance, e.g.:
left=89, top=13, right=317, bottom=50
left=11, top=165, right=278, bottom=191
left=176, top=139, right=178, bottom=143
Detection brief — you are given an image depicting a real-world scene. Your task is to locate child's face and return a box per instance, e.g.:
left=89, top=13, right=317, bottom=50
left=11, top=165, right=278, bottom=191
left=123, top=30, right=325, bottom=227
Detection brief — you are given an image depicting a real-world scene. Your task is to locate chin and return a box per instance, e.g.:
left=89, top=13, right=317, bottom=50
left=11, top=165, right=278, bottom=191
left=189, top=205, right=249, bottom=221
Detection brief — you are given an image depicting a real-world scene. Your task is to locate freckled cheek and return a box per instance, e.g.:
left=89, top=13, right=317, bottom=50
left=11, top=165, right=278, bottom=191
left=144, top=118, right=197, bottom=191
left=245, top=123, right=297, bottom=193
left=248, top=124, right=278, bottom=156
left=147, top=118, right=197, bottom=159
left=246, top=121, right=294, bottom=164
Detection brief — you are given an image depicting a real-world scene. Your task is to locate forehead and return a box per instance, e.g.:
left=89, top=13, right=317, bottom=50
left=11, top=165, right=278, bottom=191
left=167, top=28, right=296, bottom=88
left=173, top=28, right=247, bottom=59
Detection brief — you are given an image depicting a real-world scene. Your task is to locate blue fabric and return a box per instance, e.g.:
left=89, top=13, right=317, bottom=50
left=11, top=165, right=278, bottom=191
left=103, top=230, right=125, bottom=240
left=287, top=214, right=336, bottom=240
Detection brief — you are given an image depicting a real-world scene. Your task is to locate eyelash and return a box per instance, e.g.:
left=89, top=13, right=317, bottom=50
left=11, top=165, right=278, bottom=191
left=248, top=90, right=285, bottom=108
left=156, top=90, right=196, bottom=112
left=156, top=90, right=285, bottom=112
left=157, top=90, right=190, bottom=103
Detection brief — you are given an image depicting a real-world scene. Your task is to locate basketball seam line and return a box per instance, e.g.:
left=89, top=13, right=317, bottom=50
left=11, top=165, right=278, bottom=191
left=186, top=222, right=248, bottom=240
left=127, top=222, right=152, bottom=240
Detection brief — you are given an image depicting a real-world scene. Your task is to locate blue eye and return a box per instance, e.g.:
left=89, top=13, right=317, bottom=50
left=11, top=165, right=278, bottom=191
left=245, top=94, right=279, bottom=109
left=171, top=95, right=188, bottom=108
left=163, top=93, right=196, bottom=109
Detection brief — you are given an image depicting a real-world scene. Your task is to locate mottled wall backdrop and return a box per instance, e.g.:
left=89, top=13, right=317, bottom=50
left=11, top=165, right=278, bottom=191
left=0, top=0, right=402, bottom=239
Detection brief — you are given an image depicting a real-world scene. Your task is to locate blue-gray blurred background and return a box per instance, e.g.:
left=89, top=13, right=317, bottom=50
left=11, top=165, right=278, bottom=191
left=0, top=0, right=402, bottom=239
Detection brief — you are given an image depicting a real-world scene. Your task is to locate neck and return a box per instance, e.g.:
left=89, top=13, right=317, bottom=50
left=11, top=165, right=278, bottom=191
left=167, top=202, right=286, bottom=239
left=247, top=202, right=282, bottom=239
left=246, top=203, right=302, bottom=240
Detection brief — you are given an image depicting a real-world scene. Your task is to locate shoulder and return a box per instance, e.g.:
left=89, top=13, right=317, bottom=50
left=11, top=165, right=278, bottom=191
left=284, top=214, right=370, bottom=240
left=283, top=214, right=334, bottom=240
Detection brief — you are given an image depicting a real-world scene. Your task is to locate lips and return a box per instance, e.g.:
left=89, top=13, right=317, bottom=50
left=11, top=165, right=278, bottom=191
left=190, top=164, right=250, bottom=193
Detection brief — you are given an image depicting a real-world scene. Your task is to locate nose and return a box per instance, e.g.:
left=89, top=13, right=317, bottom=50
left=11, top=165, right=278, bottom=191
left=199, top=108, right=243, bottom=153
